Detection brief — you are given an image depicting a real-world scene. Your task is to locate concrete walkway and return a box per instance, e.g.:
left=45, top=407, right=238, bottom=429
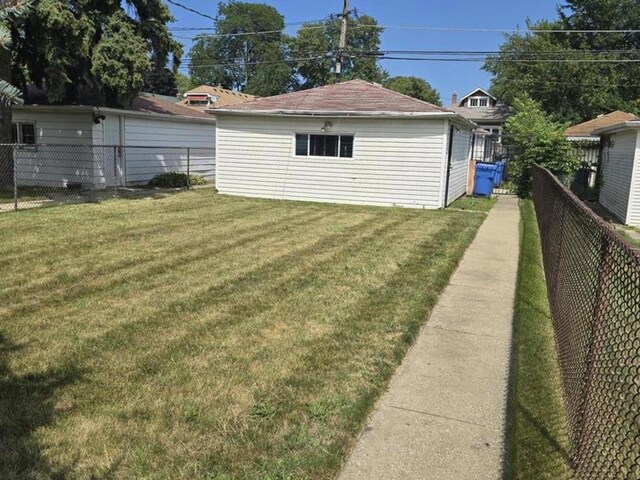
left=339, top=196, right=520, bottom=480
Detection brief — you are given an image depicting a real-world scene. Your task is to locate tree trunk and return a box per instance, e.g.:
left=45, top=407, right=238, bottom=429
left=0, top=47, right=13, bottom=187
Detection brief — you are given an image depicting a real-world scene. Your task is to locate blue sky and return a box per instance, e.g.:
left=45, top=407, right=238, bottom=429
left=167, top=0, right=560, bottom=103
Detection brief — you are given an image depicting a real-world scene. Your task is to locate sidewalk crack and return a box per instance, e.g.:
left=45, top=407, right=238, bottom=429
left=387, top=404, right=493, bottom=429
left=425, top=324, right=502, bottom=339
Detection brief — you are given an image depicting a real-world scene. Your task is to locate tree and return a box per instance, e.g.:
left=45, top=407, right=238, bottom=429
left=0, top=0, right=33, bottom=185
left=385, top=76, right=441, bottom=105
left=504, top=95, right=579, bottom=197
left=293, top=15, right=387, bottom=89
left=12, top=0, right=182, bottom=108
left=144, top=68, right=180, bottom=97
left=188, top=1, right=293, bottom=96
left=175, top=73, right=195, bottom=97
left=484, top=1, right=640, bottom=123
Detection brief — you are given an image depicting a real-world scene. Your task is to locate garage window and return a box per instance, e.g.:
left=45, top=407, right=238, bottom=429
left=295, top=134, right=354, bottom=158
left=12, top=122, right=36, bottom=144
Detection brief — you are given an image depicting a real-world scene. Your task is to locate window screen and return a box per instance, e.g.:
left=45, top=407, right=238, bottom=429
left=295, top=134, right=353, bottom=158
left=339, top=136, right=354, bottom=158
left=310, top=135, right=338, bottom=157
left=21, top=123, right=36, bottom=144
left=295, top=134, right=309, bottom=156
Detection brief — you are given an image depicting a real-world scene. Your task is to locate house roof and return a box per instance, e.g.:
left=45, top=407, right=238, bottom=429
left=179, top=85, right=256, bottom=111
left=448, top=105, right=509, bottom=123
left=132, top=92, right=212, bottom=118
left=566, top=110, right=640, bottom=138
left=217, top=79, right=452, bottom=115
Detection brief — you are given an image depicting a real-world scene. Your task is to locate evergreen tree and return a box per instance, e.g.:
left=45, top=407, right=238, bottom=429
left=12, top=0, right=182, bottom=108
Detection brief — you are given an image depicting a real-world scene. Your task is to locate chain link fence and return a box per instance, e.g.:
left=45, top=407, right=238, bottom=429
left=532, top=164, right=640, bottom=479
left=0, top=144, right=216, bottom=211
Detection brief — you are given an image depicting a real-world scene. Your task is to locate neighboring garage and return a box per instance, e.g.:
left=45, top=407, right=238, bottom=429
left=11, top=93, right=217, bottom=189
left=214, top=80, right=475, bottom=209
left=595, top=119, right=640, bottom=226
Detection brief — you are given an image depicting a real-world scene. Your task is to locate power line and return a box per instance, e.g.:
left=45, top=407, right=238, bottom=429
left=169, top=20, right=326, bottom=32
left=168, top=23, right=640, bottom=41
left=178, top=47, right=640, bottom=59
left=181, top=56, right=328, bottom=69
left=165, top=0, right=215, bottom=22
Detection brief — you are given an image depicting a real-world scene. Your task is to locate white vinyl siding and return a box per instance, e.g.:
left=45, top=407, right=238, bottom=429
left=216, top=115, right=451, bottom=209
left=627, top=132, right=640, bottom=226
left=12, top=110, right=97, bottom=188
left=446, top=127, right=472, bottom=205
left=121, top=117, right=216, bottom=184
left=600, top=130, right=638, bottom=223
left=10, top=108, right=216, bottom=189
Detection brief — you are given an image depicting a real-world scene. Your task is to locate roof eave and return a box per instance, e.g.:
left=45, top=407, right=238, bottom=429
left=214, top=109, right=476, bottom=129
left=593, top=121, right=640, bottom=136
left=14, top=104, right=216, bottom=123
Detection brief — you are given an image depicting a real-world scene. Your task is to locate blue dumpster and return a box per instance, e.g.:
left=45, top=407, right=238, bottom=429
left=473, top=163, right=498, bottom=198
left=494, top=161, right=506, bottom=186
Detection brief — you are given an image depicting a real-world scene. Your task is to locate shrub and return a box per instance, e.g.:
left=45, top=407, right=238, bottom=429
left=148, top=172, right=207, bottom=188
left=505, top=95, right=579, bottom=197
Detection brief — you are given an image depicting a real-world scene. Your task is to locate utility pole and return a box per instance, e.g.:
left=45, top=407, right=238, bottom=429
left=336, top=0, right=349, bottom=79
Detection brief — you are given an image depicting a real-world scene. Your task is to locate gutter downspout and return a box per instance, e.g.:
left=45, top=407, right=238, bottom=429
left=443, top=124, right=455, bottom=207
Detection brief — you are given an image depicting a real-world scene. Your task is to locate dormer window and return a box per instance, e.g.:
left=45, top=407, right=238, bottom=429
left=184, top=94, right=219, bottom=107
left=468, top=96, right=489, bottom=108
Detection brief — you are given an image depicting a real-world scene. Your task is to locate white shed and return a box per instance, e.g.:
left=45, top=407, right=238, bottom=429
left=595, top=120, right=640, bottom=226
left=214, top=80, right=475, bottom=209
left=11, top=93, right=216, bottom=189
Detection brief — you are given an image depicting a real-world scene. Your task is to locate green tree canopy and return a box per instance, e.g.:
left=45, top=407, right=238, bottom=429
left=12, top=0, right=181, bottom=108
left=484, top=0, right=640, bottom=123
left=384, top=76, right=441, bottom=105
left=188, top=1, right=293, bottom=97
left=293, top=15, right=387, bottom=89
left=504, top=95, right=579, bottom=197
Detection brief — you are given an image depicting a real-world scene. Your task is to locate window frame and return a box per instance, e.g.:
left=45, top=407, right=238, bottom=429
left=11, top=121, right=37, bottom=146
left=468, top=96, right=490, bottom=108
left=293, top=133, right=355, bottom=159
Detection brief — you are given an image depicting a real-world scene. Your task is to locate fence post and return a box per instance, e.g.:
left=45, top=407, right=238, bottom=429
left=12, top=147, right=17, bottom=211
left=113, top=145, right=118, bottom=197
left=187, top=147, right=191, bottom=190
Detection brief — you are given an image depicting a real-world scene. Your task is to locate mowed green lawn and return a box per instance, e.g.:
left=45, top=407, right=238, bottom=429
left=0, top=190, right=487, bottom=479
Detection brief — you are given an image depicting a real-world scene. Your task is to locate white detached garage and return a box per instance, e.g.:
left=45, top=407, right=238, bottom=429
left=596, top=119, right=640, bottom=226
left=12, top=93, right=216, bottom=189
left=214, top=80, right=475, bottom=209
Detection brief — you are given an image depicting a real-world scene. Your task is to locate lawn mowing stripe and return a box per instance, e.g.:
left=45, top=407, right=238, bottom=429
left=23, top=212, right=413, bottom=477
left=122, top=214, right=408, bottom=385
left=0, top=200, right=287, bottom=268
left=57, top=212, right=393, bottom=370
left=0, top=207, right=324, bottom=301
left=0, top=209, right=342, bottom=332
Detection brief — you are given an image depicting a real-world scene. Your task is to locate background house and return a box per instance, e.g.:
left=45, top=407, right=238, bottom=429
left=448, top=88, right=509, bottom=162
left=214, top=79, right=475, bottom=209
left=12, top=92, right=216, bottom=189
left=565, top=111, right=640, bottom=187
left=179, top=85, right=256, bottom=113
left=594, top=120, right=640, bottom=226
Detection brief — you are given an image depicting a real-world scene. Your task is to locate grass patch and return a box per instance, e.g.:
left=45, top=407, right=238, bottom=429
left=507, top=200, right=572, bottom=479
left=617, top=226, right=640, bottom=249
left=449, top=195, right=498, bottom=212
left=0, top=190, right=485, bottom=479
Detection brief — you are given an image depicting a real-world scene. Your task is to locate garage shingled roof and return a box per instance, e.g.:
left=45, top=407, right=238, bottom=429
left=217, top=79, right=451, bottom=114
